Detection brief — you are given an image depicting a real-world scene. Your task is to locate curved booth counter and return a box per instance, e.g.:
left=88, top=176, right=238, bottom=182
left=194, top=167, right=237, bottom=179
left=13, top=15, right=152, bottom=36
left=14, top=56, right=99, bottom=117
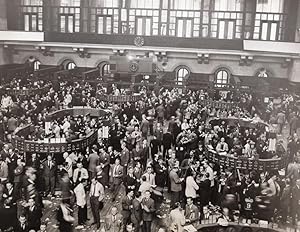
left=12, top=107, right=111, bottom=153
left=196, top=223, right=289, bottom=232
left=206, top=148, right=286, bottom=172
left=206, top=118, right=285, bottom=172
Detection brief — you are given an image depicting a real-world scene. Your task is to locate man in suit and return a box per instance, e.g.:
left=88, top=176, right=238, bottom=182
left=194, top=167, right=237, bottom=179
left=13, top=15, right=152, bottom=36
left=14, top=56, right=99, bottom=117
left=14, top=158, right=24, bottom=200
left=140, top=139, right=149, bottom=169
left=122, top=190, right=134, bottom=227
left=169, top=165, right=184, bottom=208
left=110, top=158, right=124, bottom=202
left=120, top=142, right=130, bottom=175
left=163, top=131, right=173, bottom=157
left=104, top=206, right=124, bottom=232
left=42, top=154, right=56, bottom=197
left=140, top=114, right=149, bottom=138
left=131, top=191, right=143, bottom=232
left=14, top=215, right=29, bottom=232
left=88, top=145, right=99, bottom=179
left=291, top=179, right=300, bottom=225
left=0, top=157, right=8, bottom=182
left=99, top=146, right=110, bottom=188
left=123, top=166, right=138, bottom=193
left=185, top=197, right=200, bottom=228
left=89, top=177, right=105, bottom=229
left=141, top=190, right=156, bottom=232
left=26, top=198, right=42, bottom=231
left=73, top=161, right=89, bottom=186
left=7, top=115, right=17, bottom=134
left=7, top=148, right=17, bottom=183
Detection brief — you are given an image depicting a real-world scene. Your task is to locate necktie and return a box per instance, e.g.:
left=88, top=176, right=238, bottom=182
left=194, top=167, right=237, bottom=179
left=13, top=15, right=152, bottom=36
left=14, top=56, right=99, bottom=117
left=93, top=183, right=96, bottom=196
left=113, top=215, right=116, bottom=222
left=114, top=165, right=118, bottom=176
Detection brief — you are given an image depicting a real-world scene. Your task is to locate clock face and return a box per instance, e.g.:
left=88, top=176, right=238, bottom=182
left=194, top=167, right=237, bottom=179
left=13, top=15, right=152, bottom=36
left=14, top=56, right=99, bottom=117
left=134, top=36, right=145, bottom=47
left=129, top=62, right=139, bottom=72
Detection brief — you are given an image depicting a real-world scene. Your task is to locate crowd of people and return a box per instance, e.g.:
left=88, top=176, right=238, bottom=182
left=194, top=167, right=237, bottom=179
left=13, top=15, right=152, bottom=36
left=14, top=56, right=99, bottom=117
left=0, top=80, right=299, bottom=232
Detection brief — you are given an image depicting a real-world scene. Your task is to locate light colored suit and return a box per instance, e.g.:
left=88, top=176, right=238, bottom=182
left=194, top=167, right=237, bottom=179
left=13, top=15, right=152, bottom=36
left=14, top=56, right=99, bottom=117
left=104, top=213, right=123, bottom=232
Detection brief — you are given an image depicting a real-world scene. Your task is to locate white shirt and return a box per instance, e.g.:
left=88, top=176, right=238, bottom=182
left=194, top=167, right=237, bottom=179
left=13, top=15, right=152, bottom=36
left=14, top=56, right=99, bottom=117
left=65, top=157, right=73, bottom=178
left=185, top=176, right=199, bottom=198
left=74, top=183, right=86, bottom=207
left=89, top=182, right=104, bottom=201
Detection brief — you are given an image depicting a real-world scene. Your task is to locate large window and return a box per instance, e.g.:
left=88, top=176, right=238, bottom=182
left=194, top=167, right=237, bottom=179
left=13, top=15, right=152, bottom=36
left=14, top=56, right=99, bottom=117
left=215, top=69, right=230, bottom=88
left=254, top=0, right=285, bottom=40
left=91, top=0, right=119, bottom=7
left=97, top=16, right=112, bottom=34
left=176, top=18, right=193, bottom=38
left=218, top=20, right=235, bottom=39
left=59, top=0, right=80, bottom=33
left=136, top=17, right=152, bottom=36
left=214, top=0, right=244, bottom=11
left=21, top=0, right=43, bottom=31
left=256, top=0, right=284, bottom=13
left=260, top=21, right=278, bottom=40
left=176, top=67, right=190, bottom=86
left=170, top=0, right=202, bottom=10
left=130, top=0, right=161, bottom=8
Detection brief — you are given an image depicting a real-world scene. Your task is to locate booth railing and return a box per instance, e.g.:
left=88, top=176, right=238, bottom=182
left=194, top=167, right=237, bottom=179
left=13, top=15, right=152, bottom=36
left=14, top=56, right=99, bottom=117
left=206, top=148, right=286, bottom=172
left=96, top=94, right=142, bottom=103
left=12, top=107, right=111, bottom=153
left=0, top=84, right=51, bottom=96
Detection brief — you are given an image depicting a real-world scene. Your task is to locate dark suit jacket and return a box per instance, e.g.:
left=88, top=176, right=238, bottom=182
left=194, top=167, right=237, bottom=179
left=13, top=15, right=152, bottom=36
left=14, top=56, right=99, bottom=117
left=26, top=206, right=42, bottom=230
left=141, top=198, right=155, bottom=221
left=185, top=204, right=200, bottom=226
left=131, top=198, right=142, bottom=225
left=42, top=160, right=56, bottom=177
left=14, top=166, right=24, bottom=183
left=26, top=158, right=40, bottom=170
left=123, top=174, right=137, bottom=191
left=122, top=196, right=132, bottom=218
left=14, top=222, right=29, bottom=232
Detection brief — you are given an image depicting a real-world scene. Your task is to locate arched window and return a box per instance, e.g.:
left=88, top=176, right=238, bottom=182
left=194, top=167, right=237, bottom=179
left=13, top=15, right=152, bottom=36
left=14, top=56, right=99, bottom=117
left=33, top=60, right=41, bottom=71
left=215, top=69, right=230, bottom=88
left=176, top=67, right=190, bottom=86
left=65, top=61, right=76, bottom=70
left=101, top=63, right=110, bottom=76
left=257, top=68, right=269, bottom=78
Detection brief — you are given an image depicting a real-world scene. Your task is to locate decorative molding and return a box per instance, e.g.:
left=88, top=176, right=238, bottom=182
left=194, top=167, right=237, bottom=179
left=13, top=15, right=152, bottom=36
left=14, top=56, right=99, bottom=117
left=197, top=53, right=210, bottom=64
left=281, top=58, right=292, bottom=68
left=112, top=49, right=126, bottom=56
left=35, top=46, right=54, bottom=57
left=72, top=48, right=90, bottom=58
left=3, top=44, right=18, bottom=54
left=239, top=55, right=253, bottom=66
left=154, top=51, right=168, bottom=64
